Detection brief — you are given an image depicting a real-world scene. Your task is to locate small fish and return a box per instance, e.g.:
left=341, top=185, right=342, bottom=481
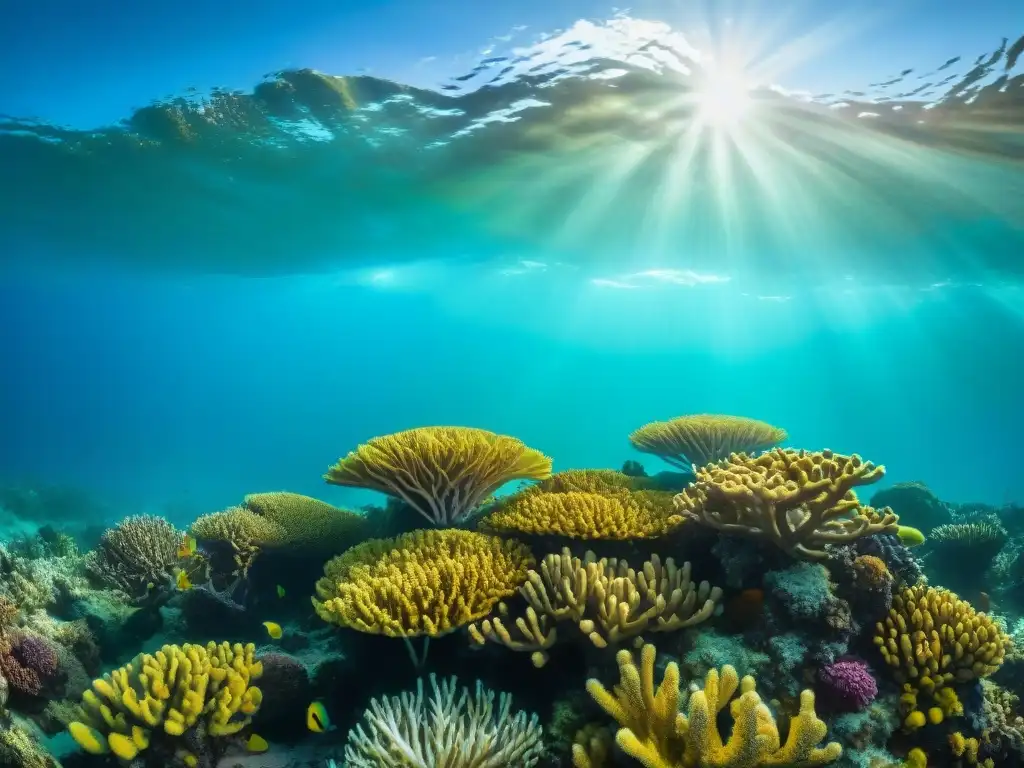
left=276, top=585, right=286, bottom=598
left=176, top=570, right=192, bottom=591
left=263, top=621, right=283, bottom=640
left=897, top=525, right=925, bottom=547
left=177, top=534, right=197, bottom=558
left=146, top=582, right=155, bottom=591
left=307, top=701, right=333, bottom=733
left=246, top=733, right=269, bottom=753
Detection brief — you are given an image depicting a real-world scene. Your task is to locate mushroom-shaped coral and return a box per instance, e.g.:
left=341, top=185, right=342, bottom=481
left=874, top=584, right=1008, bottom=693
left=85, top=515, right=183, bottom=600
left=582, top=641, right=842, bottom=767
left=313, top=529, right=533, bottom=656
left=240, top=491, right=367, bottom=554
left=629, top=414, right=787, bottom=471
left=67, top=641, right=263, bottom=761
left=674, top=448, right=898, bottom=560
left=324, top=426, right=552, bottom=525
left=469, top=548, right=720, bottom=666
left=344, top=674, right=544, bottom=767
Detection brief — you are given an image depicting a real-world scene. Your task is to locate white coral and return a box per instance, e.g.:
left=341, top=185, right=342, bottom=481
left=343, top=674, right=543, bottom=767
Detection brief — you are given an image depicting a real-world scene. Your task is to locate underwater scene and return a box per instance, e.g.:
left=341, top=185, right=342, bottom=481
left=1, top=2, right=1024, bottom=767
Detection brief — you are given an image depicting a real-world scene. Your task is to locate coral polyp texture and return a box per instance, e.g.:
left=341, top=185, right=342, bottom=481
left=874, top=584, right=1008, bottom=691
left=85, top=515, right=183, bottom=599
left=323, top=426, right=552, bottom=525
left=190, top=505, right=287, bottom=576
left=674, top=448, right=898, bottom=559
left=344, top=674, right=544, bottom=767
left=312, top=529, right=534, bottom=638
left=469, top=548, right=721, bottom=665
left=580, top=642, right=841, bottom=767
left=67, top=641, right=263, bottom=762
left=628, top=414, right=787, bottom=471
left=240, top=491, right=367, bottom=553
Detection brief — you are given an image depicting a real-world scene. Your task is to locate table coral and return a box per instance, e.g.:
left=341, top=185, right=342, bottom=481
left=313, top=529, right=533, bottom=641
left=67, top=641, right=263, bottom=762
left=324, top=426, right=552, bottom=525
left=674, top=448, right=897, bottom=560
left=628, top=414, right=788, bottom=471
left=582, top=642, right=842, bottom=767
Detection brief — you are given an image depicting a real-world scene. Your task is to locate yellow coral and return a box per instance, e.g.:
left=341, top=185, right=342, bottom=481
left=313, top=529, right=533, bottom=640
left=469, top=549, right=720, bottom=664
left=67, top=641, right=263, bottom=758
left=874, top=585, right=1008, bottom=692
left=629, top=414, right=787, bottom=471
left=190, top=506, right=286, bottom=576
left=241, top=491, right=366, bottom=553
left=324, top=426, right=552, bottom=525
left=484, top=490, right=683, bottom=539
left=572, top=723, right=614, bottom=768
left=674, top=448, right=897, bottom=559
left=585, top=643, right=841, bottom=767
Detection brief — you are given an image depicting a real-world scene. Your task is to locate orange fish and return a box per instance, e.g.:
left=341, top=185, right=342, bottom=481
left=177, top=534, right=197, bottom=558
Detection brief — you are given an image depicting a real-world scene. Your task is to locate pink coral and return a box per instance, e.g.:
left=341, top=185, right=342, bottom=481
left=817, top=658, right=877, bottom=712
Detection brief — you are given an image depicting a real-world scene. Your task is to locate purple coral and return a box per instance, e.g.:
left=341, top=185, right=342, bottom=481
left=0, top=632, right=60, bottom=696
left=816, top=658, right=878, bottom=712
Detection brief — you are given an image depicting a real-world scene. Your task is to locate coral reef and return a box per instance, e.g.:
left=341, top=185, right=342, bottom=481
left=84, top=515, right=182, bottom=603
left=237, top=491, right=367, bottom=554
left=817, top=659, right=879, bottom=712
left=628, top=414, right=787, bottom=471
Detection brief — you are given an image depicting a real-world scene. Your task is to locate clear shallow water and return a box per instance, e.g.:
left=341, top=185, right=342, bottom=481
left=1, top=16, right=1022, bottom=290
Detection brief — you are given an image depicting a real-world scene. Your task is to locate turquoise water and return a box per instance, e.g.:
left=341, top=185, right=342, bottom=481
left=1, top=10, right=1024, bottom=768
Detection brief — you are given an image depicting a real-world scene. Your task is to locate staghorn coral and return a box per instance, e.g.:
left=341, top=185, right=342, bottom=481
left=344, top=674, right=543, bottom=767
left=874, top=585, right=1008, bottom=696
left=240, top=491, right=367, bottom=554
left=313, top=529, right=533, bottom=646
left=674, top=448, right=898, bottom=560
left=67, top=641, right=263, bottom=762
left=190, top=505, right=286, bottom=577
left=85, top=515, right=182, bottom=600
left=629, top=414, right=787, bottom=471
left=469, top=548, right=720, bottom=666
left=324, top=426, right=552, bottom=525
left=483, top=489, right=683, bottom=539
left=582, top=641, right=842, bottom=767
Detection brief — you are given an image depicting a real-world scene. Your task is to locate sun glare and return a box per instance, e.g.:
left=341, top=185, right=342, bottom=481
left=696, top=69, right=754, bottom=128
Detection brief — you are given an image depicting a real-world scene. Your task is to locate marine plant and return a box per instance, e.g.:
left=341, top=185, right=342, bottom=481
left=343, top=674, right=544, bottom=767
left=628, top=414, right=787, bottom=471
left=323, top=426, right=552, bottom=525
left=85, top=515, right=183, bottom=603
left=66, top=641, right=263, bottom=765
left=469, top=548, right=721, bottom=666
left=674, top=448, right=898, bottom=559
left=577, top=641, right=842, bottom=767
left=312, top=529, right=533, bottom=666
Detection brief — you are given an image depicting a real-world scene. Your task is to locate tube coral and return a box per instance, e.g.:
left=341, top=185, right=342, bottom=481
left=324, top=426, right=552, bottom=525
left=629, top=414, right=787, bottom=471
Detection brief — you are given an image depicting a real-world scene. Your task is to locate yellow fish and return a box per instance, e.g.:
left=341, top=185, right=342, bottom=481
left=276, top=585, right=286, bottom=598
left=262, top=621, right=283, bottom=640
left=246, top=733, right=269, bottom=753
left=307, top=701, right=332, bottom=733
left=177, top=534, right=197, bottom=558
left=176, top=570, right=192, bottom=591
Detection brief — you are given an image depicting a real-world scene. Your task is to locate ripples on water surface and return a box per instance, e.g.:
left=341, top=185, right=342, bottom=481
left=1, top=16, right=1023, bottom=294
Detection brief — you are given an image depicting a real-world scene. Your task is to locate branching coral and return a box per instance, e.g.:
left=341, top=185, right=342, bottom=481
left=313, top=529, right=533, bottom=649
left=469, top=549, right=720, bottom=666
left=344, top=674, right=544, bottom=767
left=86, top=515, right=182, bottom=600
left=240, top=491, right=367, bottom=554
left=324, top=426, right=552, bottom=525
left=875, top=585, right=1008, bottom=696
left=582, top=642, right=842, bottom=767
left=629, top=414, right=787, bottom=471
left=674, top=448, right=898, bottom=559
left=67, top=641, right=263, bottom=762
left=190, top=506, right=286, bottom=577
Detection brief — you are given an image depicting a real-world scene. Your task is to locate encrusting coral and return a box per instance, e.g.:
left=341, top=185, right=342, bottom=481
left=313, top=529, right=533, bottom=665
left=323, top=426, right=552, bottom=525
left=628, top=414, right=787, bottom=471
left=344, top=674, right=544, bottom=767
left=674, top=448, right=898, bottom=560
left=67, top=641, right=263, bottom=763
left=580, top=642, right=842, bottom=767
left=85, top=515, right=183, bottom=601
left=469, top=548, right=721, bottom=667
